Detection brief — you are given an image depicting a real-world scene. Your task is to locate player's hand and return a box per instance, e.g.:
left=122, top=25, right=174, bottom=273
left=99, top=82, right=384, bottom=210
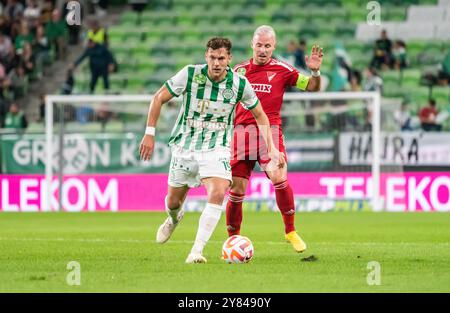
left=139, top=135, right=154, bottom=161
left=305, top=44, right=323, bottom=71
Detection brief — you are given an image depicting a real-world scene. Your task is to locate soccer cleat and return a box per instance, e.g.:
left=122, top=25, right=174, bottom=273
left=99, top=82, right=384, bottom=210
left=185, top=253, right=207, bottom=264
left=156, top=210, right=184, bottom=244
left=285, top=231, right=307, bottom=253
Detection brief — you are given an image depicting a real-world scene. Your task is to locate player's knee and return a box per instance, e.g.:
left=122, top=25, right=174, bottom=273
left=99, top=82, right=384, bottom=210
left=271, top=177, right=286, bottom=186
left=166, top=197, right=183, bottom=210
left=207, top=187, right=228, bottom=205
left=230, top=178, right=247, bottom=195
left=269, top=170, right=287, bottom=185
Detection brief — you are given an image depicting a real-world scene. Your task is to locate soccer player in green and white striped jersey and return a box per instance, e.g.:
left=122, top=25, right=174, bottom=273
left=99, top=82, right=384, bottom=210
left=140, top=37, right=285, bottom=264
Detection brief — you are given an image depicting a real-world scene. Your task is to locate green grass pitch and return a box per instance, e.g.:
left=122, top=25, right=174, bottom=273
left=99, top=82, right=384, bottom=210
left=0, top=212, right=449, bottom=292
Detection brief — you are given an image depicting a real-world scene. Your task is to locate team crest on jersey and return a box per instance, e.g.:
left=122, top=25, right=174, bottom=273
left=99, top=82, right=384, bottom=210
left=194, top=73, right=207, bottom=84
left=237, top=68, right=246, bottom=76
left=222, top=88, right=234, bottom=100
left=267, top=71, right=277, bottom=82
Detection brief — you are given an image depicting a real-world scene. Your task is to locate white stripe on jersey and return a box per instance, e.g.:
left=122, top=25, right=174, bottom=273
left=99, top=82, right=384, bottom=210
left=270, top=59, right=296, bottom=72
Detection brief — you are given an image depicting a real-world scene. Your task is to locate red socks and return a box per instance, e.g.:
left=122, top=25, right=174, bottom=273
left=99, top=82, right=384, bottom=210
left=227, top=181, right=295, bottom=236
left=226, top=191, right=244, bottom=236
left=274, top=180, right=296, bottom=234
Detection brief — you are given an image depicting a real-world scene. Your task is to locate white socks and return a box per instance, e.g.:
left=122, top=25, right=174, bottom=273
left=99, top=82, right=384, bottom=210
left=191, top=203, right=223, bottom=255
left=165, top=196, right=182, bottom=224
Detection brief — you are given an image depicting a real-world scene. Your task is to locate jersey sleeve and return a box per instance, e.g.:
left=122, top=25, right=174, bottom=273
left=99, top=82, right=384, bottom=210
left=165, top=65, right=189, bottom=97
left=239, top=78, right=259, bottom=111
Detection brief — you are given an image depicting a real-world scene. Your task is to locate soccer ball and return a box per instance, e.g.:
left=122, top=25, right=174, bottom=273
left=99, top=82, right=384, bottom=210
left=222, top=235, right=254, bottom=264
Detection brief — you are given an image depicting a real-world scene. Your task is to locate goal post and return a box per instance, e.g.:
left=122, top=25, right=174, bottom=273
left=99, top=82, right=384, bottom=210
left=44, top=91, right=381, bottom=212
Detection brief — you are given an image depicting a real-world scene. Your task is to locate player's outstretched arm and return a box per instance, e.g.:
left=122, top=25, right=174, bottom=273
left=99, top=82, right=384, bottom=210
left=139, top=85, right=174, bottom=161
left=305, top=44, right=323, bottom=92
left=250, top=103, right=286, bottom=169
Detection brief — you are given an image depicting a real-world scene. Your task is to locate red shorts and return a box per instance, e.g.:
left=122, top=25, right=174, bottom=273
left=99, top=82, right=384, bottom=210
left=230, top=124, right=287, bottom=180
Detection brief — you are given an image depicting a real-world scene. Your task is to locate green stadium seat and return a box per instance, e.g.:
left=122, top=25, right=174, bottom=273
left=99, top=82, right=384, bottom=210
left=387, top=7, right=406, bottom=21
left=271, top=10, right=292, bottom=23
left=398, top=70, right=420, bottom=90
left=109, top=76, right=127, bottom=89
left=104, top=121, right=124, bottom=132
left=177, top=15, right=195, bottom=28
left=125, top=76, right=146, bottom=92
left=342, top=0, right=360, bottom=7
left=265, top=1, right=281, bottom=12
left=335, top=24, right=356, bottom=39
left=410, top=88, right=432, bottom=110
left=307, top=9, right=333, bottom=24
left=120, top=12, right=139, bottom=25
left=246, top=0, right=266, bottom=8
left=432, top=87, right=450, bottom=104
left=352, top=58, right=370, bottom=71
left=26, top=122, right=45, bottom=133
left=313, top=26, right=333, bottom=41
left=117, top=60, right=136, bottom=73
left=66, top=122, right=103, bottom=133
left=298, top=24, right=320, bottom=39
left=153, top=58, right=177, bottom=72
left=149, top=44, right=171, bottom=58
left=232, top=13, right=254, bottom=25
left=313, top=0, right=341, bottom=8
left=382, top=70, right=401, bottom=85
left=347, top=6, right=376, bottom=23
left=134, top=61, right=155, bottom=75
left=325, top=8, right=349, bottom=24
left=418, top=46, right=446, bottom=65
left=149, top=0, right=171, bottom=11
left=407, top=41, right=426, bottom=57
left=345, top=40, right=364, bottom=55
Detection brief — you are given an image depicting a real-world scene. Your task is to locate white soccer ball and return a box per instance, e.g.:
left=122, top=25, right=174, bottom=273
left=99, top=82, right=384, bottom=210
left=222, top=235, right=254, bottom=264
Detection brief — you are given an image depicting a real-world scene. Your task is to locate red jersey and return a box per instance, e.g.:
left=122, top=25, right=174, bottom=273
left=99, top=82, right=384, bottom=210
left=233, top=58, right=301, bottom=126
left=419, top=106, right=438, bottom=123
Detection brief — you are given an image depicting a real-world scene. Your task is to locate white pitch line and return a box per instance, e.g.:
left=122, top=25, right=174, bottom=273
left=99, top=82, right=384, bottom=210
left=0, top=237, right=448, bottom=246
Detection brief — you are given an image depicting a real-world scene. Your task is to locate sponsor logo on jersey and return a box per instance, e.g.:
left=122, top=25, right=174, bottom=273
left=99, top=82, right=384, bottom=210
left=222, top=88, right=234, bottom=100
left=194, top=73, right=207, bottom=84
left=187, top=118, right=227, bottom=131
left=251, top=84, right=272, bottom=93
left=237, top=68, right=246, bottom=76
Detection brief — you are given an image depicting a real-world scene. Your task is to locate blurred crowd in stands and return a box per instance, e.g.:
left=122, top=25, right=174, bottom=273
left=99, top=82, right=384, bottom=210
left=0, top=2, right=448, bottom=133
left=0, top=0, right=80, bottom=130
left=282, top=29, right=448, bottom=132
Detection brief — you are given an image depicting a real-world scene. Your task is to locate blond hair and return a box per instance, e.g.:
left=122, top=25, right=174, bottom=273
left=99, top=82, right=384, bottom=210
left=253, top=25, right=277, bottom=41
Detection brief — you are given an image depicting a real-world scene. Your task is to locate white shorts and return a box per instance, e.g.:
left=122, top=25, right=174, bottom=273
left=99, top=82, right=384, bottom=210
left=168, top=145, right=232, bottom=188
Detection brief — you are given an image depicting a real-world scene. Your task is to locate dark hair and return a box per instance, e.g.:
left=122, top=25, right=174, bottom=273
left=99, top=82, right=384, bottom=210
left=395, top=40, right=406, bottom=48
left=206, top=37, right=232, bottom=54
left=368, top=66, right=378, bottom=76
left=429, top=98, right=436, bottom=106
left=351, top=70, right=362, bottom=84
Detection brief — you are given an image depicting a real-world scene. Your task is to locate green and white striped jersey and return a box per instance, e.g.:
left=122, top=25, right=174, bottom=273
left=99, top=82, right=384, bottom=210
left=165, top=64, right=259, bottom=152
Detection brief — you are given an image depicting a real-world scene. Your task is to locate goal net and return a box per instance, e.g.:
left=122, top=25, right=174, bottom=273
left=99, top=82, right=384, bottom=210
left=41, top=91, right=389, bottom=213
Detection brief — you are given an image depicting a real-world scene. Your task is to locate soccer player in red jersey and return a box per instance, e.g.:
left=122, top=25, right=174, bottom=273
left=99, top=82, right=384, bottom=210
left=226, top=25, right=323, bottom=252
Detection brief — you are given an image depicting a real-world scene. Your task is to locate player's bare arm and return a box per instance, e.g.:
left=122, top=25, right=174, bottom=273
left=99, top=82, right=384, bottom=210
left=305, top=44, right=323, bottom=91
left=140, top=85, right=174, bottom=161
left=250, top=103, right=286, bottom=169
